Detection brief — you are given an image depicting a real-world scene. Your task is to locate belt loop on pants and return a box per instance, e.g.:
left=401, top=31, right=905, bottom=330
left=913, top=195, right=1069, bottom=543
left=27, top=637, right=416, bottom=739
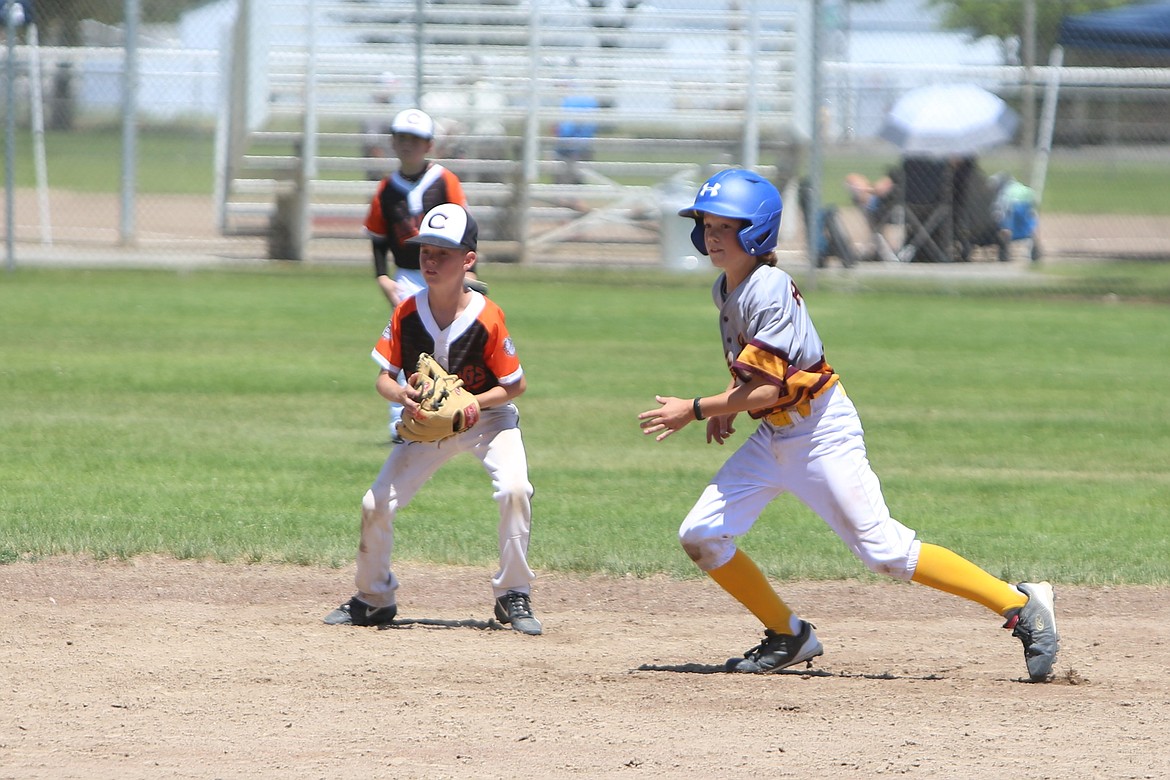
left=767, top=399, right=812, bottom=428
left=765, top=382, right=839, bottom=429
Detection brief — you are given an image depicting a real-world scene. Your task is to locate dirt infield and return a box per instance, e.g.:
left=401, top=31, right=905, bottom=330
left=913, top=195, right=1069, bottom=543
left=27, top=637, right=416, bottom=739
left=2, top=557, right=1168, bottom=779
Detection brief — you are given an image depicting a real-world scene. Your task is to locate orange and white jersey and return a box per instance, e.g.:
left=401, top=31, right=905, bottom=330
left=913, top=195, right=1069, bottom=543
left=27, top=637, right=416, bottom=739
left=364, top=163, right=467, bottom=271
left=713, top=264, right=839, bottom=424
left=372, top=289, right=522, bottom=395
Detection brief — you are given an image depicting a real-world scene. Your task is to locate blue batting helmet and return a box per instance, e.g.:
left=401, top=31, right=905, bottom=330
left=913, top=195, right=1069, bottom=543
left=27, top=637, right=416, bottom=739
left=678, top=169, right=783, bottom=256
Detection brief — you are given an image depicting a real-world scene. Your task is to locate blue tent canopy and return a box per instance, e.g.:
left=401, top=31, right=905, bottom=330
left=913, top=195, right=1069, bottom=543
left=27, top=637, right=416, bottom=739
left=1058, top=1, right=1170, bottom=56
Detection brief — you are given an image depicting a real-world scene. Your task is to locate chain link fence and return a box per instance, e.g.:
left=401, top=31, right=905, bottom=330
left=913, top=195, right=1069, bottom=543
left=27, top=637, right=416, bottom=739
left=3, top=0, right=1169, bottom=280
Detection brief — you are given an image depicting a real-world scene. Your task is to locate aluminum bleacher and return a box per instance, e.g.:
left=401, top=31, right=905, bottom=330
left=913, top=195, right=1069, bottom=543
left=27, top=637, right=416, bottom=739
left=216, top=0, right=810, bottom=262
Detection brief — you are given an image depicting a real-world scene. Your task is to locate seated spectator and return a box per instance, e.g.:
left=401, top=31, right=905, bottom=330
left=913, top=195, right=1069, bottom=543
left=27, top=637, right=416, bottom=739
left=554, top=94, right=599, bottom=185
left=845, top=169, right=900, bottom=232
left=845, top=171, right=894, bottom=210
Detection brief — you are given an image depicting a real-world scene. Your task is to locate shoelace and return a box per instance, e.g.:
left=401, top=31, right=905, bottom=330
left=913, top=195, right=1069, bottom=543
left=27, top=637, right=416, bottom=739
left=501, top=592, right=533, bottom=618
left=743, top=630, right=785, bottom=660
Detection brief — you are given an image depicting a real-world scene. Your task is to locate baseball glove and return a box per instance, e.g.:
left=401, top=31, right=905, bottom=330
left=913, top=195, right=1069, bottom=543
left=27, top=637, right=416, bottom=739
left=396, top=353, right=481, bottom=444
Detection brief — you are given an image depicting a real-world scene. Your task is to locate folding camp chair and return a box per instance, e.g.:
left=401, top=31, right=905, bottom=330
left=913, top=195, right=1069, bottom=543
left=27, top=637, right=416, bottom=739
left=799, top=178, right=858, bottom=268
left=896, top=157, right=956, bottom=263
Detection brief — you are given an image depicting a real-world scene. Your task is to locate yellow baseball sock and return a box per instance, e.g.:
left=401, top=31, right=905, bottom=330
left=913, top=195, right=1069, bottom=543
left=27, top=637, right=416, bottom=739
left=706, top=549, right=795, bottom=634
left=911, top=542, right=1027, bottom=615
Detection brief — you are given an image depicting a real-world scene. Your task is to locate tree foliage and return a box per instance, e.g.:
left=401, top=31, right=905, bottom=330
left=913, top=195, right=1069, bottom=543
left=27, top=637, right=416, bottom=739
left=31, top=0, right=197, bottom=44
left=26, top=0, right=202, bottom=129
left=926, top=0, right=1131, bottom=57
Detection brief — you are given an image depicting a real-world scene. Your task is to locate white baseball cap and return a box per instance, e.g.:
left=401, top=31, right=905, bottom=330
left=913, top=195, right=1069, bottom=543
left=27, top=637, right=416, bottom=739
left=406, top=203, right=478, bottom=251
left=390, top=108, right=435, bottom=140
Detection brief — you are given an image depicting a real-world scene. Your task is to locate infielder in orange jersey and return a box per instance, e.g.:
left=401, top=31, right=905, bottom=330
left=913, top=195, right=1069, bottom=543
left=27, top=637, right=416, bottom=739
left=637, top=169, right=1058, bottom=681
left=325, top=203, right=542, bottom=636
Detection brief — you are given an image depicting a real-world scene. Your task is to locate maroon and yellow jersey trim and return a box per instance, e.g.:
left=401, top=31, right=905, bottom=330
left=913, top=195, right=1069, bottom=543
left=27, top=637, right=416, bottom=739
left=733, top=340, right=839, bottom=423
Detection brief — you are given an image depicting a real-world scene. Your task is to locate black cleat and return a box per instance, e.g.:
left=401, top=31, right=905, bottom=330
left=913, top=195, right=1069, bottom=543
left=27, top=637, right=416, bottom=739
left=324, top=596, right=398, bottom=627
left=726, top=621, right=824, bottom=673
left=494, top=591, right=543, bottom=635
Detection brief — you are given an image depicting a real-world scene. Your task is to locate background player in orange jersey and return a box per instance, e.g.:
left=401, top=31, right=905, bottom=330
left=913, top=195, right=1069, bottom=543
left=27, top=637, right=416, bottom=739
left=363, top=107, right=485, bottom=309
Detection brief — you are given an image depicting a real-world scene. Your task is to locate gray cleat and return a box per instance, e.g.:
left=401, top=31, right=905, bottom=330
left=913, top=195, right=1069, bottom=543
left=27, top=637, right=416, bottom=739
left=1004, top=581, right=1059, bottom=682
left=494, top=591, right=543, bottom=635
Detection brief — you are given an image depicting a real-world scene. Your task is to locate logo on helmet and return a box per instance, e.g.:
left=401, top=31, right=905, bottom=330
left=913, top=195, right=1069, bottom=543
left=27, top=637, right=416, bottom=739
left=699, top=182, right=722, bottom=198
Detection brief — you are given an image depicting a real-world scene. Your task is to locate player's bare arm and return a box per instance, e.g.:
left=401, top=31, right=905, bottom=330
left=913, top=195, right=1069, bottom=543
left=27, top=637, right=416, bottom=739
left=379, top=276, right=402, bottom=308
left=704, top=377, right=740, bottom=445
left=638, top=374, right=780, bottom=442
left=704, top=412, right=737, bottom=446
left=476, top=376, right=526, bottom=410
left=377, top=369, right=421, bottom=417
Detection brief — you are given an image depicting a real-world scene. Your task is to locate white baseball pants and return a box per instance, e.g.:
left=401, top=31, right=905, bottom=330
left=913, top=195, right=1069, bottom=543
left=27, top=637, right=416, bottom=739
left=355, top=406, right=536, bottom=608
left=679, top=384, right=921, bottom=579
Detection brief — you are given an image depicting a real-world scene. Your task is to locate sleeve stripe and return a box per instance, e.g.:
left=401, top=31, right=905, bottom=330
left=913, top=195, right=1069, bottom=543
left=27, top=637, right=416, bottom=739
left=734, top=340, right=791, bottom=384
left=371, top=348, right=396, bottom=374
left=498, top=367, right=524, bottom=386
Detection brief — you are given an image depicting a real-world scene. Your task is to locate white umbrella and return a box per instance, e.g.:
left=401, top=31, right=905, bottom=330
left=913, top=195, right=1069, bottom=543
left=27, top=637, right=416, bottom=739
left=878, top=84, right=1019, bottom=157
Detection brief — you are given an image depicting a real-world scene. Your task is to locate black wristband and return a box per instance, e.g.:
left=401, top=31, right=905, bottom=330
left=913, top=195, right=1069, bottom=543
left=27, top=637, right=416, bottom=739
left=693, top=397, right=705, bottom=421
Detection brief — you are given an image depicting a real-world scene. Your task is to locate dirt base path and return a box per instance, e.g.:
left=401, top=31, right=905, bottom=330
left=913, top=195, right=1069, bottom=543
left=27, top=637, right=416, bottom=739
left=2, top=557, right=1167, bottom=779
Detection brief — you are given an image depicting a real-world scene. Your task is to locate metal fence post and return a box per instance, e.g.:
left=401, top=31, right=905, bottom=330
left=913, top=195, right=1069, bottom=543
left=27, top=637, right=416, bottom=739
left=296, top=0, right=319, bottom=262
left=414, top=0, right=424, bottom=106
left=5, top=0, right=20, bottom=272
left=743, top=0, right=760, bottom=171
left=518, top=0, right=541, bottom=265
left=120, top=0, right=140, bottom=246
left=805, top=0, right=824, bottom=280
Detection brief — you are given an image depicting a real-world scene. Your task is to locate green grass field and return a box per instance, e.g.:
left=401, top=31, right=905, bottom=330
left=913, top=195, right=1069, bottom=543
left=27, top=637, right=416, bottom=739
left=8, top=127, right=1170, bottom=215
left=2, top=265, right=1168, bottom=584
